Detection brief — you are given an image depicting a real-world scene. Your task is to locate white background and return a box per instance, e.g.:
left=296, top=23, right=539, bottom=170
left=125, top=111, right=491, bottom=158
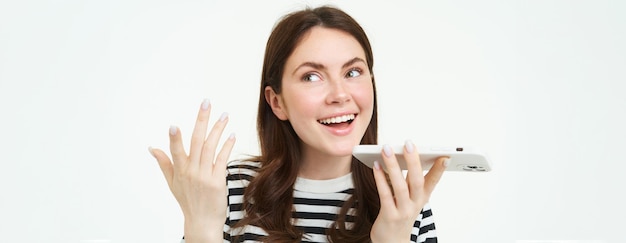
left=1, top=0, right=625, bottom=242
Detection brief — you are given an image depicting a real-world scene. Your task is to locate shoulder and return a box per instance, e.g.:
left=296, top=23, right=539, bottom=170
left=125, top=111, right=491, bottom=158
left=225, top=160, right=260, bottom=189
left=418, top=202, right=435, bottom=222
left=227, top=160, right=260, bottom=176
left=225, top=161, right=260, bottom=222
left=411, top=202, right=437, bottom=242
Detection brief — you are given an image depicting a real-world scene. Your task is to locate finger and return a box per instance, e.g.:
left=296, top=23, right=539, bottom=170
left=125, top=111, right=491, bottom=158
left=380, top=144, right=410, bottom=204
left=149, top=147, right=174, bottom=187
left=423, top=156, right=448, bottom=195
left=168, top=125, right=187, bottom=169
left=200, top=112, right=229, bottom=170
left=404, top=140, right=426, bottom=201
left=189, top=98, right=212, bottom=164
left=372, top=161, right=396, bottom=209
left=213, top=133, right=236, bottom=177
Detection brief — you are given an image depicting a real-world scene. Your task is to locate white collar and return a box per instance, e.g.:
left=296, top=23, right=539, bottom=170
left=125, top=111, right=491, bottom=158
left=294, top=173, right=353, bottom=193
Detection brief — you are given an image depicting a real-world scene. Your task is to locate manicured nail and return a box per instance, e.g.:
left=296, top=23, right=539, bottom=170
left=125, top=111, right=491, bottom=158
left=201, top=98, right=210, bottom=110
left=383, top=144, right=393, bottom=157
left=373, top=161, right=381, bottom=170
left=169, top=125, right=177, bottom=136
left=219, top=112, right=229, bottom=121
left=405, top=140, right=415, bottom=153
left=148, top=146, right=156, bottom=158
left=229, top=133, right=236, bottom=140
left=443, top=158, right=451, bottom=168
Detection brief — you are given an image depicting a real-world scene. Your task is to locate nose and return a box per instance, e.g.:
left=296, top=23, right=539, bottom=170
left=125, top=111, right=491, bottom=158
left=325, top=79, right=351, bottom=105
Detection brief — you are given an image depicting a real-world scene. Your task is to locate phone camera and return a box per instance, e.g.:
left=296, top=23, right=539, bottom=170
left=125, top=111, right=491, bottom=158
left=456, top=147, right=463, bottom=152
left=461, top=165, right=487, bottom=172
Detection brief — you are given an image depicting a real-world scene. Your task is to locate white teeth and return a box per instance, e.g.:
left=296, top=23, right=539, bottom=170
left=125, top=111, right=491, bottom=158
left=318, top=114, right=355, bottom=124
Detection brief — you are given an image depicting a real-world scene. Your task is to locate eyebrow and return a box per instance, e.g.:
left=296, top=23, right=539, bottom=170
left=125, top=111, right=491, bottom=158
left=292, top=57, right=367, bottom=75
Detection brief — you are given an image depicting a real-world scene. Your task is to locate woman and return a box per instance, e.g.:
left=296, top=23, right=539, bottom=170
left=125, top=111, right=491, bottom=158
left=150, top=6, right=447, bottom=243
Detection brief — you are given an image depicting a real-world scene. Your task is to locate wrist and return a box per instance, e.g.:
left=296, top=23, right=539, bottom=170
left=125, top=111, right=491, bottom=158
left=184, top=218, right=222, bottom=243
left=371, top=240, right=411, bottom=243
left=370, top=234, right=412, bottom=243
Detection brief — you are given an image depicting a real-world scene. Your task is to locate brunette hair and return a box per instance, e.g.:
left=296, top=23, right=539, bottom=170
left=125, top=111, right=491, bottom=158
left=236, top=6, right=380, bottom=242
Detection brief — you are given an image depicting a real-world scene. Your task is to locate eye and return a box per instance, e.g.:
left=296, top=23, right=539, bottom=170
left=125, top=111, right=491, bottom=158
left=345, top=68, right=362, bottom=78
left=302, top=73, right=322, bottom=82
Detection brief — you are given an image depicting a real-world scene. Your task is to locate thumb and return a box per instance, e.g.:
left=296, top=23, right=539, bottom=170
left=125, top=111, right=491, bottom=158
left=423, top=157, right=448, bottom=195
left=150, top=147, right=174, bottom=187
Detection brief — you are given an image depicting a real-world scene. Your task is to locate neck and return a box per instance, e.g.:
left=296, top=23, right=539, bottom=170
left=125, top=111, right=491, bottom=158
left=298, top=149, right=352, bottom=180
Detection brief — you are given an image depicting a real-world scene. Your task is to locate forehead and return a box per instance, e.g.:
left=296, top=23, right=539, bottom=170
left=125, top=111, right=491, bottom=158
left=286, top=26, right=367, bottom=68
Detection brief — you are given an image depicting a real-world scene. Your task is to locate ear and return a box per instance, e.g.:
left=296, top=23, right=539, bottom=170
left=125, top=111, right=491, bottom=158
left=264, top=86, right=289, bottom=121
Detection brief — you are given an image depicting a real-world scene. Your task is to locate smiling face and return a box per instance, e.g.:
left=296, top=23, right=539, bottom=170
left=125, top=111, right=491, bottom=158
left=265, top=26, right=375, bottom=165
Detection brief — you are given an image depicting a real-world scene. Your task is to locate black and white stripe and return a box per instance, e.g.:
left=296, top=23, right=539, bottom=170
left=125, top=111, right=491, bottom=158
left=182, top=160, right=438, bottom=243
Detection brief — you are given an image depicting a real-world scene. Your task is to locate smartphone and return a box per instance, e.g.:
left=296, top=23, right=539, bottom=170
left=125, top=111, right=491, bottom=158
left=352, top=145, right=492, bottom=172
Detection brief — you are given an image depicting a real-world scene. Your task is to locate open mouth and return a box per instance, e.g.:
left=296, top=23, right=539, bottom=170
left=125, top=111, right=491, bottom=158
left=317, top=114, right=356, bottom=126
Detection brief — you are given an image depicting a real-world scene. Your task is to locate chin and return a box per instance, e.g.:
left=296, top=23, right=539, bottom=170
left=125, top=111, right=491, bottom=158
left=328, top=142, right=358, bottom=157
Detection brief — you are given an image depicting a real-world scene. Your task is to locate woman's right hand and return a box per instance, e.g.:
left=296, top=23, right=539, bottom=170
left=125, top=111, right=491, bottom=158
left=149, top=99, right=236, bottom=243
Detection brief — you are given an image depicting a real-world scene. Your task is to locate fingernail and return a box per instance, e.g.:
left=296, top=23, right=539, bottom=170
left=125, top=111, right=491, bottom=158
left=169, top=125, right=177, bottom=136
left=383, top=144, right=393, bottom=157
left=148, top=146, right=156, bottom=158
left=405, top=140, right=415, bottom=153
left=444, top=158, right=451, bottom=168
left=373, top=161, right=381, bottom=170
left=201, top=98, right=210, bottom=110
left=219, top=112, right=229, bottom=121
left=229, top=132, right=236, bottom=140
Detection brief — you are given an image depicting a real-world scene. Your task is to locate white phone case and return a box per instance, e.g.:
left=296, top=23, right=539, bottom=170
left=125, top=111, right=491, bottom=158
left=352, top=145, right=492, bottom=172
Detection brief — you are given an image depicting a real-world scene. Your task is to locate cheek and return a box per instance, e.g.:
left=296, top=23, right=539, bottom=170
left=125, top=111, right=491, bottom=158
left=283, top=89, right=321, bottom=118
left=351, top=83, right=375, bottom=110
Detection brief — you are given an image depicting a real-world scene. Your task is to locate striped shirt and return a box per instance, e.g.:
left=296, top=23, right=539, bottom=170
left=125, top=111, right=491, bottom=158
left=182, top=160, right=437, bottom=243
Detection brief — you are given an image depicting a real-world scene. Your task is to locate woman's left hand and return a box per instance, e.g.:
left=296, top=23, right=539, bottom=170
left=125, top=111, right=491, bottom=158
left=370, top=140, right=448, bottom=243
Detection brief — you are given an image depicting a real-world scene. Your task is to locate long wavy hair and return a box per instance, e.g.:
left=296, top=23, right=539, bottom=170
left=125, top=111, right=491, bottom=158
left=236, top=6, right=380, bottom=242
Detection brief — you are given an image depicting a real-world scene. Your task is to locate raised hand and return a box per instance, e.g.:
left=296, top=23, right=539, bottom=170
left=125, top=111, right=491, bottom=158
left=370, top=141, right=448, bottom=243
left=149, top=99, right=235, bottom=243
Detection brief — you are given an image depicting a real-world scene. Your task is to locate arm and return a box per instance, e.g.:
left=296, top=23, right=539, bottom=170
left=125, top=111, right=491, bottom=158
left=370, top=141, right=447, bottom=243
left=150, top=99, right=236, bottom=243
